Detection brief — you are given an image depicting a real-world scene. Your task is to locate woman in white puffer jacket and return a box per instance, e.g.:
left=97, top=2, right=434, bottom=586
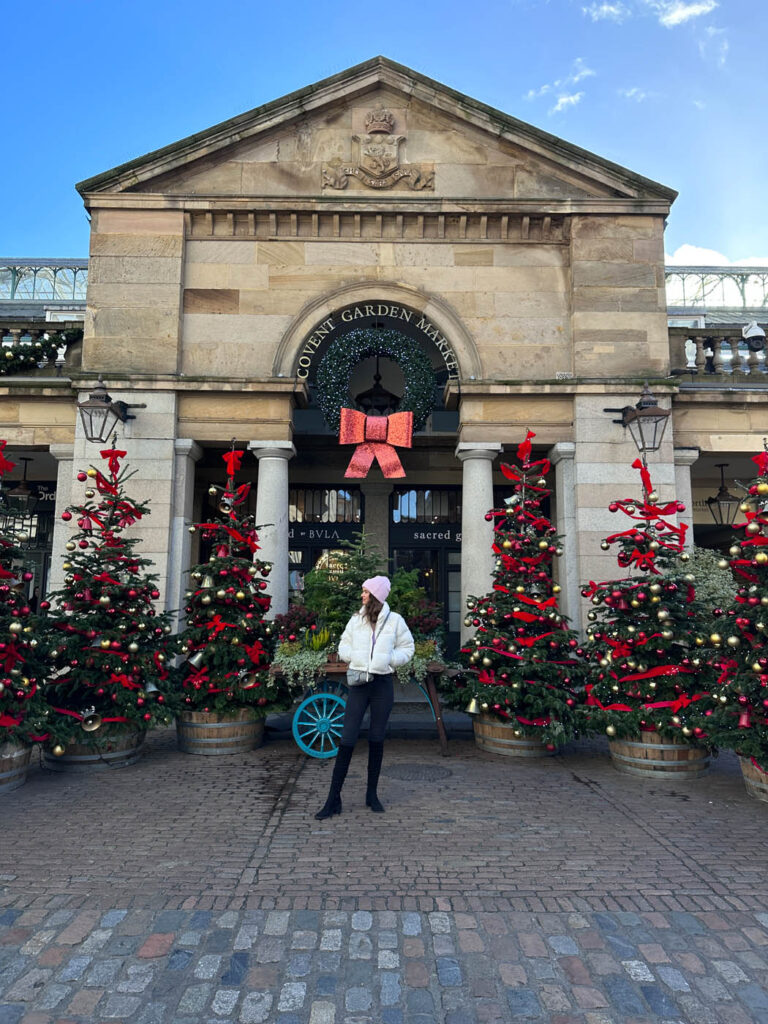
left=315, top=575, right=414, bottom=820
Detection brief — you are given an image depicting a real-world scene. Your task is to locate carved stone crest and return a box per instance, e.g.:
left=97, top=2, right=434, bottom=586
left=323, top=109, right=434, bottom=191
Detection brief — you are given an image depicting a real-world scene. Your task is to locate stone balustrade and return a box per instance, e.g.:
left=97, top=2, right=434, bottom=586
left=669, top=326, right=767, bottom=377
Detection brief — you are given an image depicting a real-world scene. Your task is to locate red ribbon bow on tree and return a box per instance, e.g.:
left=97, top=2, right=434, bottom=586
left=0, top=441, right=15, bottom=477
left=339, top=408, right=413, bottom=479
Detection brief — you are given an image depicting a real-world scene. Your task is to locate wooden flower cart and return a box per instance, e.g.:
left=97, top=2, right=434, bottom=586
left=273, top=659, right=450, bottom=758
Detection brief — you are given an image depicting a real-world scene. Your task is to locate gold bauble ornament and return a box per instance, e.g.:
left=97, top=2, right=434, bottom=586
left=730, top=545, right=741, bottom=557
left=727, top=636, right=740, bottom=647
left=216, top=589, right=227, bottom=599
left=671, top=715, right=681, bottom=725
left=201, top=595, right=212, bottom=605
left=710, top=633, right=722, bottom=645
left=606, top=725, right=616, bottom=737
left=680, top=553, right=689, bottom=562
left=62, top=562, right=72, bottom=571
left=502, top=539, right=513, bottom=550
left=682, top=726, right=692, bottom=736
left=84, top=488, right=95, bottom=499
left=235, top=591, right=246, bottom=600
left=100, top=639, right=111, bottom=649
left=99, top=596, right=110, bottom=606
left=553, top=584, right=561, bottom=594
left=51, top=744, right=65, bottom=757
left=538, top=540, right=549, bottom=550
left=66, top=541, right=76, bottom=552
left=650, top=583, right=662, bottom=594
left=8, top=622, right=22, bottom=634
left=757, top=481, right=768, bottom=495
left=753, top=662, right=763, bottom=673
left=188, top=525, right=197, bottom=534
left=756, top=552, right=768, bottom=565
left=481, top=702, right=489, bottom=711
left=601, top=541, right=610, bottom=551
left=648, top=491, right=659, bottom=503
left=718, top=559, right=729, bottom=569
left=482, top=656, right=492, bottom=667
left=86, top=467, right=97, bottom=478
left=747, top=522, right=761, bottom=535
left=661, top=630, right=673, bottom=640
left=129, top=642, right=139, bottom=653
left=631, top=599, right=640, bottom=608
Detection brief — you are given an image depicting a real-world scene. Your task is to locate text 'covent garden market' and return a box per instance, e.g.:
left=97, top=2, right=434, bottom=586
left=1, top=57, right=767, bottom=655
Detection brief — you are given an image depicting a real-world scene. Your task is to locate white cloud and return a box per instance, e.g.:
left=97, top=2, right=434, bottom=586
left=582, top=2, right=631, bottom=21
left=549, top=92, right=585, bottom=114
left=699, top=25, right=728, bottom=66
left=526, top=58, right=595, bottom=103
left=618, top=87, right=654, bottom=101
left=645, top=0, right=718, bottom=27
left=665, top=245, right=768, bottom=266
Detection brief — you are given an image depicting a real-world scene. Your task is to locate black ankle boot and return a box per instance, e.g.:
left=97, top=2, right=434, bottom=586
left=315, top=744, right=354, bottom=820
left=366, top=740, right=385, bottom=813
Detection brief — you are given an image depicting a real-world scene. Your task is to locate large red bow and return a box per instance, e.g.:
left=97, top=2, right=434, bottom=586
left=339, top=408, right=413, bottom=479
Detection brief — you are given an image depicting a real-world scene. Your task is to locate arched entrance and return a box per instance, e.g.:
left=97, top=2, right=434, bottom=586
left=282, top=295, right=473, bottom=654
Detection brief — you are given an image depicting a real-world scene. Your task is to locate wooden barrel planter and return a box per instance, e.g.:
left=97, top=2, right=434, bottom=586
left=176, top=709, right=264, bottom=755
left=0, top=740, right=32, bottom=794
left=609, top=731, right=709, bottom=780
left=43, top=729, right=146, bottom=773
left=473, top=715, right=553, bottom=758
left=740, top=757, right=768, bottom=803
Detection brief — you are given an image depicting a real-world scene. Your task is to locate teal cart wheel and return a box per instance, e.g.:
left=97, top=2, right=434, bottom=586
left=292, top=692, right=347, bottom=758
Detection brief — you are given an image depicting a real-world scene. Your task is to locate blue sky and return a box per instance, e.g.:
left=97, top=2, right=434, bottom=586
left=4, top=0, right=765, bottom=264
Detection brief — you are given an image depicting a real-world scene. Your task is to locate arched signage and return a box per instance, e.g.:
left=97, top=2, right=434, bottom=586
left=295, top=302, right=460, bottom=382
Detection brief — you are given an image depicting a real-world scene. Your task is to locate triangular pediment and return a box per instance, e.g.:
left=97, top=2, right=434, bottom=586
left=77, top=57, right=676, bottom=206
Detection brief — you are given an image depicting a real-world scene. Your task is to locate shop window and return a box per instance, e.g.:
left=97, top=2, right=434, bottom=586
left=289, top=487, right=362, bottom=524
left=390, top=487, right=460, bottom=524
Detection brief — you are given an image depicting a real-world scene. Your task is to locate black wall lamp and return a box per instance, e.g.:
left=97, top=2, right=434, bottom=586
left=707, top=464, right=741, bottom=525
left=606, top=383, right=671, bottom=461
left=78, top=377, right=146, bottom=443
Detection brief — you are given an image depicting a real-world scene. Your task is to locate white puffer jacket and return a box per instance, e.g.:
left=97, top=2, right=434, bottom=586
left=338, top=602, right=415, bottom=676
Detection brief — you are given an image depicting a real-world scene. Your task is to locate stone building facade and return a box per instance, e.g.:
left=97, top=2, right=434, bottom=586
left=1, top=58, right=765, bottom=651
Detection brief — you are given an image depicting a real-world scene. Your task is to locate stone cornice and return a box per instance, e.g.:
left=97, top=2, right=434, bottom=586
left=80, top=194, right=673, bottom=217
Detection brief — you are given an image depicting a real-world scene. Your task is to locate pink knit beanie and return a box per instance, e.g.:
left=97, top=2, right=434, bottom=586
left=362, top=575, right=391, bottom=603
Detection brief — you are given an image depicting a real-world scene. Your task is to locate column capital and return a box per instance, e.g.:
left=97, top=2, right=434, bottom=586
left=49, top=444, right=75, bottom=462
left=248, top=441, right=296, bottom=461
left=674, top=446, right=700, bottom=467
left=455, top=442, right=502, bottom=463
left=174, top=439, right=203, bottom=461
left=548, top=441, right=576, bottom=465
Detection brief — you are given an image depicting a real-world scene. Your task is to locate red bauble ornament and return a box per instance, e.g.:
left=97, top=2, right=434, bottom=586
left=61, top=511, right=72, bottom=521
left=77, top=472, right=87, bottom=482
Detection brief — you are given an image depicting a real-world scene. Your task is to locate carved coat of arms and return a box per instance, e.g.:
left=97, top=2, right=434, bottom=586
left=323, top=109, right=434, bottom=191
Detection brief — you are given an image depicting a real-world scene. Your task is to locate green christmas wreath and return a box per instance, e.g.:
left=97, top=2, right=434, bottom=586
left=0, top=328, right=82, bottom=376
left=315, top=328, right=435, bottom=432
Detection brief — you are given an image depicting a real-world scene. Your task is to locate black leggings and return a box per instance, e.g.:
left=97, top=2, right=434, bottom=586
left=340, top=674, right=394, bottom=745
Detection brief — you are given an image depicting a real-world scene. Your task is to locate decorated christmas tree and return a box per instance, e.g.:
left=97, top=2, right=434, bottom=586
left=582, top=458, right=712, bottom=744
left=0, top=442, right=49, bottom=747
left=41, top=445, right=173, bottom=754
left=441, top=431, right=582, bottom=749
left=705, top=446, right=768, bottom=768
left=174, top=448, right=293, bottom=716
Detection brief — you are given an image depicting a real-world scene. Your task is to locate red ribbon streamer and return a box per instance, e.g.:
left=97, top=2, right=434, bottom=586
left=339, top=408, right=413, bottom=479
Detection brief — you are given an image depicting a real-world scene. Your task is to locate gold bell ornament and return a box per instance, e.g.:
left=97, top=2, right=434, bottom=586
left=465, top=697, right=481, bottom=715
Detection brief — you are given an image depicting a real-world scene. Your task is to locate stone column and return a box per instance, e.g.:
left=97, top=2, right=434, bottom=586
left=167, top=440, right=203, bottom=629
left=456, top=443, right=501, bottom=642
left=549, top=441, right=582, bottom=634
left=249, top=441, right=296, bottom=617
left=47, top=444, right=75, bottom=596
left=360, top=481, right=393, bottom=568
left=674, top=447, right=699, bottom=550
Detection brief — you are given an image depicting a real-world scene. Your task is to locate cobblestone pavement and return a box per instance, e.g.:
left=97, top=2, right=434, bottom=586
left=1, top=726, right=768, bottom=1023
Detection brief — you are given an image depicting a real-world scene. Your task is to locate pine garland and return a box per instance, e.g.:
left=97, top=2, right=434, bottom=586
left=315, top=328, right=435, bottom=432
left=0, top=328, right=81, bottom=376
